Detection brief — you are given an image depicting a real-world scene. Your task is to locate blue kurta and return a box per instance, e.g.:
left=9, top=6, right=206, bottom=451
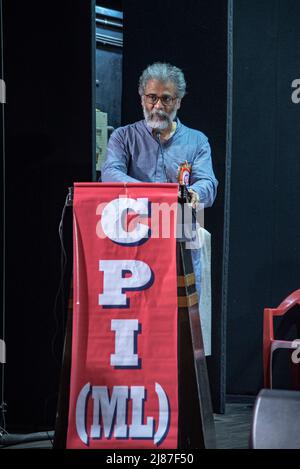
left=101, top=118, right=218, bottom=355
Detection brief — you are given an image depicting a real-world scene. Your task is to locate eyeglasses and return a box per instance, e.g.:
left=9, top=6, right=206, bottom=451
left=144, top=94, right=178, bottom=106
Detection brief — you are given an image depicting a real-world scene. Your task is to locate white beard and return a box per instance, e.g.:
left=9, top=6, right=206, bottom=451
left=143, top=106, right=177, bottom=130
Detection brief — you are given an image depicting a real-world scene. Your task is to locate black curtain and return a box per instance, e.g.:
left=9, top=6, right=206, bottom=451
left=1, top=0, right=95, bottom=431
left=227, top=0, right=300, bottom=395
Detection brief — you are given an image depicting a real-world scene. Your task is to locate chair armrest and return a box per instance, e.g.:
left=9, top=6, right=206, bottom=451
left=278, top=289, right=300, bottom=313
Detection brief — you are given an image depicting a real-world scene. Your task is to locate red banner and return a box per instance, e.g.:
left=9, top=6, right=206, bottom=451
left=66, top=183, right=179, bottom=449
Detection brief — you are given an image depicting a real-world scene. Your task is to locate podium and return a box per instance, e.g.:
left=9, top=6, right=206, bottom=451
left=54, top=183, right=216, bottom=449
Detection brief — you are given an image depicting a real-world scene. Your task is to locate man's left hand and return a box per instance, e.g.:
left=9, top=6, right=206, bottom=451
left=187, top=188, right=200, bottom=210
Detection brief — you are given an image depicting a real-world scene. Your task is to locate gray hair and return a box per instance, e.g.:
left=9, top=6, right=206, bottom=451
left=138, top=62, right=186, bottom=99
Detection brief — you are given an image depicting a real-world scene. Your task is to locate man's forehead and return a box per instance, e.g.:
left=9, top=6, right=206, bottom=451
left=144, top=79, right=177, bottom=95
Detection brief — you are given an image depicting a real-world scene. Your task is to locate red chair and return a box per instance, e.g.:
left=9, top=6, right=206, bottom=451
left=263, top=289, right=300, bottom=388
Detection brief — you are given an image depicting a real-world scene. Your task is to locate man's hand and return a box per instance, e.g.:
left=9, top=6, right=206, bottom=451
left=178, top=187, right=200, bottom=209
left=187, top=188, right=200, bottom=210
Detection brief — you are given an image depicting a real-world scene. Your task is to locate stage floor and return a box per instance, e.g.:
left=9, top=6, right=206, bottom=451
left=0, top=403, right=253, bottom=450
left=214, top=403, right=253, bottom=449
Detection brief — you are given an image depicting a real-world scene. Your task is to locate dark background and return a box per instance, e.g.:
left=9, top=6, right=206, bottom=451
left=0, top=0, right=95, bottom=430
left=1, top=0, right=300, bottom=432
left=227, top=0, right=300, bottom=395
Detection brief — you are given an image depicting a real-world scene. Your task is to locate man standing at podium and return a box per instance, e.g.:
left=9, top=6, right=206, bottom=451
left=101, top=62, right=218, bottom=355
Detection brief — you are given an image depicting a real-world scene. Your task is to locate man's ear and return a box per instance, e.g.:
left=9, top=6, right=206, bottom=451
left=176, top=98, right=182, bottom=110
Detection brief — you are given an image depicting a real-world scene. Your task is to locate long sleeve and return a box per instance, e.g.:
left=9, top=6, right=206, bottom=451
left=188, top=140, right=218, bottom=208
left=101, top=128, right=141, bottom=183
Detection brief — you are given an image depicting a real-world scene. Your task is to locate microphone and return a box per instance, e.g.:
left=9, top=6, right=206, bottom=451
left=155, top=130, right=169, bottom=182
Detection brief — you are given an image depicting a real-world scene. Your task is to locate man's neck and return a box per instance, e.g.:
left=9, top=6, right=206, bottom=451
left=154, top=121, right=177, bottom=141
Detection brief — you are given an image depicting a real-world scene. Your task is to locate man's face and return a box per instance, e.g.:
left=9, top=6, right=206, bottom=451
left=141, top=79, right=181, bottom=130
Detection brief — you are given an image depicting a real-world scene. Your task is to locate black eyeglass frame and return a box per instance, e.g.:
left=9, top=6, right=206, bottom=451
left=143, top=93, right=178, bottom=106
